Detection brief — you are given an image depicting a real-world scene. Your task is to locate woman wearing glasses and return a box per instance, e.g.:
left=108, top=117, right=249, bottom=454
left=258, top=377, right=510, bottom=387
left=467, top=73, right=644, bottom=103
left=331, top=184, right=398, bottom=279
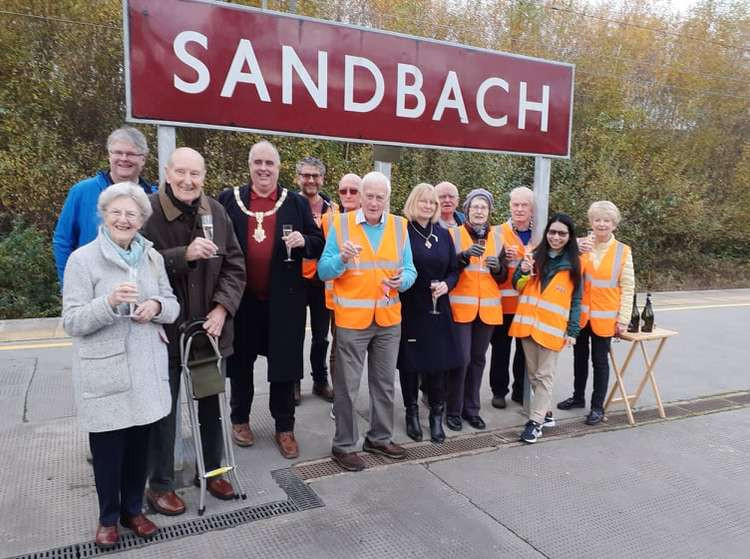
left=397, top=183, right=461, bottom=443
left=62, top=183, right=179, bottom=548
left=446, top=189, right=507, bottom=432
left=509, top=213, right=582, bottom=444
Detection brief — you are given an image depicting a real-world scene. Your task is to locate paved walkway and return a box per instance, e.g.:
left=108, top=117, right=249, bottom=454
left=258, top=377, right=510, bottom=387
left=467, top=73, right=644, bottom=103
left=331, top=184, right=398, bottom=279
left=1, top=289, right=748, bottom=558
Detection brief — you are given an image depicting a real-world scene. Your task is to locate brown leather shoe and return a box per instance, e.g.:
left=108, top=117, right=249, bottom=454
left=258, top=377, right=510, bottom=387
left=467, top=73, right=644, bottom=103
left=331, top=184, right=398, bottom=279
left=274, top=431, right=299, bottom=459
left=120, top=514, right=158, bottom=539
left=145, top=489, right=185, bottom=516
left=312, top=382, right=335, bottom=402
left=207, top=478, right=235, bottom=500
left=231, top=423, right=255, bottom=447
left=95, top=524, right=119, bottom=548
left=293, top=382, right=302, bottom=406
left=331, top=449, right=365, bottom=472
left=362, top=438, right=407, bottom=460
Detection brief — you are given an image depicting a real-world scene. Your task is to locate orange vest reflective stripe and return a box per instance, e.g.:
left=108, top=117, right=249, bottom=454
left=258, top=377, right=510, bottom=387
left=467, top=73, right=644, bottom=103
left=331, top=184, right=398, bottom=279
left=302, top=202, right=339, bottom=280
left=498, top=221, right=531, bottom=315
left=509, top=271, right=574, bottom=351
left=579, top=240, right=630, bottom=337
left=331, top=212, right=406, bottom=329
left=448, top=226, right=503, bottom=325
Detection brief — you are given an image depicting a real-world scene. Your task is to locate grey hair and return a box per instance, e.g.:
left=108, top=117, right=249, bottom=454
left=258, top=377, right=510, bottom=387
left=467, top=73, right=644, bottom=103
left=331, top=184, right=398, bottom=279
left=362, top=171, right=391, bottom=198
left=509, top=186, right=534, bottom=204
left=295, top=156, right=326, bottom=176
left=248, top=140, right=280, bottom=164
left=107, top=127, right=149, bottom=156
left=587, top=200, right=622, bottom=226
left=97, top=182, right=153, bottom=222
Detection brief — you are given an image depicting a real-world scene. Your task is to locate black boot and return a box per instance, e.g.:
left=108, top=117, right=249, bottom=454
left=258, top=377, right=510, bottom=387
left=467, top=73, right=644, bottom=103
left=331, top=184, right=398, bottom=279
left=405, top=404, right=423, bottom=441
left=429, top=402, right=446, bottom=443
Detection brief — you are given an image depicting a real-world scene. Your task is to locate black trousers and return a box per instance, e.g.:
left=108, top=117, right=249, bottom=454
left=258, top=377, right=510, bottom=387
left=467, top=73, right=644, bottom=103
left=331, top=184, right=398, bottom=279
left=227, top=297, right=296, bottom=432
left=489, top=315, right=526, bottom=399
left=573, top=324, right=612, bottom=410
left=401, top=369, right=448, bottom=407
left=305, top=280, right=330, bottom=383
left=148, top=365, right=223, bottom=492
left=90, top=424, right=151, bottom=526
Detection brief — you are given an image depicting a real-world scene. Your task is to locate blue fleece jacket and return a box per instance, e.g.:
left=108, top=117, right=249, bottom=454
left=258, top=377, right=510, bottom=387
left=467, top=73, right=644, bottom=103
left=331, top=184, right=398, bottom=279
left=52, top=170, right=154, bottom=286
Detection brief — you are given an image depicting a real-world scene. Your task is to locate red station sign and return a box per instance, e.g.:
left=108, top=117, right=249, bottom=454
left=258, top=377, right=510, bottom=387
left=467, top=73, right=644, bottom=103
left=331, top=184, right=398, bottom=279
left=125, top=0, right=575, bottom=157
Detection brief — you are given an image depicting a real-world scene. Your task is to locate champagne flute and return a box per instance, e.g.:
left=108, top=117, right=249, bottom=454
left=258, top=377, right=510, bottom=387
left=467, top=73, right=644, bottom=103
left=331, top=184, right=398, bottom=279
left=282, top=224, right=294, bottom=262
left=429, top=280, right=441, bottom=315
left=351, top=243, right=363, bottom=276
left=201, top=214, right=219, bottom=258
left=126, top=266, right=138, bottom=317
left=525, top=243, right=536, bottom=277
left=477, top=238, right=487, bottom=271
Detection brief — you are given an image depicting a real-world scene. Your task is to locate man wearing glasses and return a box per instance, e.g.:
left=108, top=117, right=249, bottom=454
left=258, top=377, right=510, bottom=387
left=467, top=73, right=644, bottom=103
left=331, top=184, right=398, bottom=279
left=296, top=157, right=337, bottom=405
left=53, top=127, right=155, bottom=286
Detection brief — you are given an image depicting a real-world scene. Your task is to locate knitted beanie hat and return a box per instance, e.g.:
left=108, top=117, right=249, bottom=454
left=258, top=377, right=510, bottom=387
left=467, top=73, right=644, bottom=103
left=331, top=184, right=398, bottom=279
left=462, top=188, right=494, bottom=214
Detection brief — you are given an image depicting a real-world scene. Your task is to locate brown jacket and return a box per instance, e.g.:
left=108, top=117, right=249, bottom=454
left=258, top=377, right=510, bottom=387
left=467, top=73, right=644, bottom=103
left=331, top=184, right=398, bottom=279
left=142, top=184, right=246, bottom=365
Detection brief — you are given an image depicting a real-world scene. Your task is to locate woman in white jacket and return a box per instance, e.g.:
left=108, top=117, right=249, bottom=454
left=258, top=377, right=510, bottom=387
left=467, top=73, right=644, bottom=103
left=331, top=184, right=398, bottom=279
left=62, top=182, right=179, bottom=549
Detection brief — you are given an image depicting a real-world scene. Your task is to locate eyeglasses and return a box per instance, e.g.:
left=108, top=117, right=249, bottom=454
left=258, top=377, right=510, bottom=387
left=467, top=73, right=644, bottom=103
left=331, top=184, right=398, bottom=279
left=107, top=209, right=141, bottom=221
left=298, top=173, right=322, bottom=180
left=469, top=205, right=489, bottom=212
left=109, top=150, right=144, bottom=159
left=339, top=188, right=359, bottom=195
left=547, top=229, right=569, bottom=237
left=438, top=194, right=458, bottom=200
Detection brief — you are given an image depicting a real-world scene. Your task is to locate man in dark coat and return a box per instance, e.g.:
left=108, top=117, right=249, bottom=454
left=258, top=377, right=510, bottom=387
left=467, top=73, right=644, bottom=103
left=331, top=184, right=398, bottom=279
left=141, top=147, right=246, bottom=516
left=218, top=140, right=324, bottom=459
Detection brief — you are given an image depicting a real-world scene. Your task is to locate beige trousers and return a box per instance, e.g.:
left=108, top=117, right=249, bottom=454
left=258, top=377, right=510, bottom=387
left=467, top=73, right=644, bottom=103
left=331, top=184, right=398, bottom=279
left=521, top=337, right=562, bottom=424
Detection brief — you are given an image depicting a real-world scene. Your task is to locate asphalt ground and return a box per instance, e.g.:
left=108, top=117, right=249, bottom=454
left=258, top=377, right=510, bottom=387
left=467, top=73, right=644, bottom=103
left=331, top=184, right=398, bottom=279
left=0, top=289, right=748, bottom=558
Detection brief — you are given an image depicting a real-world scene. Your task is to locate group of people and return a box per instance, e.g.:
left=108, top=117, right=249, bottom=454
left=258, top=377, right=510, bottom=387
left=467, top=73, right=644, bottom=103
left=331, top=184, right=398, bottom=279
left=56, top=127, right=634, bottom=548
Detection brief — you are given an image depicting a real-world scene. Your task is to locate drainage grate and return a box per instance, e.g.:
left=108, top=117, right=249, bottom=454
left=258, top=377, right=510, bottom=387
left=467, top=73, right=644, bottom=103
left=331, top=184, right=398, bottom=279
left=675, top=398, right=735, bottom=414
left=271, top=468, right=324, bottom=510
left=11, top=549, right=78, bottom=559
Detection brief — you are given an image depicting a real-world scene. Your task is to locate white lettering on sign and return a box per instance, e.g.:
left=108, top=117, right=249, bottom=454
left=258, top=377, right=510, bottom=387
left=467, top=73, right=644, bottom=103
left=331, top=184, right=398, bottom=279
left=220, top=39, right=270, bottom=100
left=344, top=55, right=385, bottom=113
left=282, top=46, right=328, bottom=108
left=396, top=64, right=426, bottom=119
left=173, top=31, right=210, bottom=94
left=476, top=77, right=509, bottom=128
left=170, top=36, right=554, bottom=133
left=519, top=82, right=549, bottom=132
left=432, top=71, right=468, bottom=124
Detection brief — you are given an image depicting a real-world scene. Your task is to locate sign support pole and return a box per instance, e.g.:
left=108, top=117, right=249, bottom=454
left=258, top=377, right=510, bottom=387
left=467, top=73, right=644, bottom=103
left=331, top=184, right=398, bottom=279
left=523, top=156, right=552, bottom=418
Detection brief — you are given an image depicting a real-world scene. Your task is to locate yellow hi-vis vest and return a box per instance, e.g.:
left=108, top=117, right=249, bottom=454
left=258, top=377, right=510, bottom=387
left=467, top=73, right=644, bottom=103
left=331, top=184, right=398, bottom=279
left=448, top=226, right=503, bottom=325
left=579, top=240, right=630, bottom=337
left=509, top=270, right=574, bottom=351
left=331, top=212, right=407, bottom=329
left=498, top=221, right=531, bottom=315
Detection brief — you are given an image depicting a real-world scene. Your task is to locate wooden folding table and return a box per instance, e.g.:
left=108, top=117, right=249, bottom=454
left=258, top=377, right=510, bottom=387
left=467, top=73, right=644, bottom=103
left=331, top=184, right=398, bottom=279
left=604, top=327, right=679, bottom=425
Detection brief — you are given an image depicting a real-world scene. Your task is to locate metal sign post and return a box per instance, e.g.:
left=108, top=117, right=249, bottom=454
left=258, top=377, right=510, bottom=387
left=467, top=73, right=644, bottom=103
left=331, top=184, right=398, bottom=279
left=523, top=156, right=552, bottom=417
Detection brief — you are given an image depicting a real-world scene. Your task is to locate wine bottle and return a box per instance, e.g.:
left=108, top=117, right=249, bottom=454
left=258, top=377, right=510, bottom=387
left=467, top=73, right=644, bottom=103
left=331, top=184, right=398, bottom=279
left=627, top=294, right=640, bottom=333
left=641, top=293, right=655, bottom=333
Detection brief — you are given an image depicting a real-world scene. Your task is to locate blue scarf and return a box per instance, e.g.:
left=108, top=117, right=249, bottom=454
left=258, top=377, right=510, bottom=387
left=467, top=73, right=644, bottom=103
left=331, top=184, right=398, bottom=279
left=101, top=226, right=145, bottom=268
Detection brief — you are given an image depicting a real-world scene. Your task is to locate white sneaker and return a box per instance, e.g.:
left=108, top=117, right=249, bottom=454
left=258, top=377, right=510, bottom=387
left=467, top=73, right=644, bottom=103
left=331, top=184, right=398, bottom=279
left=543, top=411, right=556, bottom=428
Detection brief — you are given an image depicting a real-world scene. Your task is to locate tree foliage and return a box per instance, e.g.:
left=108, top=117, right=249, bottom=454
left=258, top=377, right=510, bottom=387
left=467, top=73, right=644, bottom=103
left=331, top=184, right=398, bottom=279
left=0, top=0, right=748, bottom=316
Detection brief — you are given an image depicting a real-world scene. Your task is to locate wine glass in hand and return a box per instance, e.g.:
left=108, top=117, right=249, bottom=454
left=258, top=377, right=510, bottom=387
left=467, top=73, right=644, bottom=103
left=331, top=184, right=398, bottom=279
left=282, top=224, right=294, bottom=262
left=126, top=266, right=138, bottom=317
left=429, top=280, right=441, bottom=315
left=201, top=214, right=219, bottom=258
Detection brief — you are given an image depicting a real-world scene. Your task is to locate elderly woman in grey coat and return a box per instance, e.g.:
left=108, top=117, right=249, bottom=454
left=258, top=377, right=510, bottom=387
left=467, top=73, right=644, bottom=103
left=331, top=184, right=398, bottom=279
left=62, top=182, right=179, bottom=549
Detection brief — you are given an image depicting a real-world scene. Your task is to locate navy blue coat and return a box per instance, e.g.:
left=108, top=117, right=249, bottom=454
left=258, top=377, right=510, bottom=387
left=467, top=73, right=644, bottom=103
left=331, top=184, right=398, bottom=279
left=397, top=222, right=463, bottom=374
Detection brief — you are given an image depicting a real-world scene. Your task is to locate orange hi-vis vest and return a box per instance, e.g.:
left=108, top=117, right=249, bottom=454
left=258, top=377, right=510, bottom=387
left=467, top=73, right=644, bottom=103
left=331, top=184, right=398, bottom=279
left=448, top=226, right=503, bottom=325
left=498, top=221, right=531, bottom=315
left=331, top=211, right=407, bottom=329
left=509, top=270, right=574, bottom=351
left=302, top=202, right=339, bottom=280
left=322, top=211, right=337, bottom=310
left=579, top=240, right=630, bottom=337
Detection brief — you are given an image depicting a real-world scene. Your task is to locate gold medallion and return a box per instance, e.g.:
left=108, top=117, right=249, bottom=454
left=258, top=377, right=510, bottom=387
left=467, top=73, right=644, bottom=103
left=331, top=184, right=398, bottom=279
left=253, top=213, right=266, bottom=243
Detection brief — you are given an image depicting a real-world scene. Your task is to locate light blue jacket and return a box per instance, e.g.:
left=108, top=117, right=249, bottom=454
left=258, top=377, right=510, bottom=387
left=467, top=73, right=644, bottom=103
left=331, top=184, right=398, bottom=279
left=52, top=170, right=154, bottom=286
